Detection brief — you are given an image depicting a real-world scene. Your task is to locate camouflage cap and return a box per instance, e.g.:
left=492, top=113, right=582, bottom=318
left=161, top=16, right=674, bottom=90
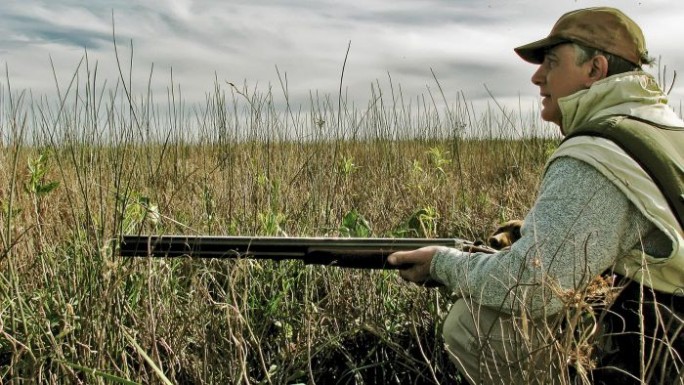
left=514, top=7, right=649, bottom=66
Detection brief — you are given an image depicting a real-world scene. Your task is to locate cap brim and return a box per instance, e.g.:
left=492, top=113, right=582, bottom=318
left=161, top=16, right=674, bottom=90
left=514, top=36, right=569, bottom=64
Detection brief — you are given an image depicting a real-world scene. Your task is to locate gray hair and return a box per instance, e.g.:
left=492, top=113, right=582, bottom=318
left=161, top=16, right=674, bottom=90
left=573, top=43, right=651, bottom=76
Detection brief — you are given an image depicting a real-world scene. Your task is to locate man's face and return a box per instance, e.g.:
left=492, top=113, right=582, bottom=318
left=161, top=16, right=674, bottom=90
left=531, top=43, right=594, bottom=127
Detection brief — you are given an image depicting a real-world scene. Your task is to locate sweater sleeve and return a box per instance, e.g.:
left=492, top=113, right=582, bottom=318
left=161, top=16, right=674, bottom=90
left=430, top=156, right=658, bottom=317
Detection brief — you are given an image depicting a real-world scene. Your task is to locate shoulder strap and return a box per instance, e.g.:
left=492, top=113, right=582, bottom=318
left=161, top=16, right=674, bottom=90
left=563, top=115, right=684, bottom=230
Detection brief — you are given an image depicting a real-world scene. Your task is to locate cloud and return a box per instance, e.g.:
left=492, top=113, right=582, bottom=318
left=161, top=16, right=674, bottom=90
left=1, top=0, right=683, bottom=116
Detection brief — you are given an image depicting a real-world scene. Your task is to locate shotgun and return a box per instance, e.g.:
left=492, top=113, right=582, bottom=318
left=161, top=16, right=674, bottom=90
left=118, top=235, right=489, bottom=269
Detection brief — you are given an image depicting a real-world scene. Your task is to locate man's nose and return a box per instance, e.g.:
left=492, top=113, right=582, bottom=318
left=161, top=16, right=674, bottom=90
left=531, top=66, right=545, bottom=86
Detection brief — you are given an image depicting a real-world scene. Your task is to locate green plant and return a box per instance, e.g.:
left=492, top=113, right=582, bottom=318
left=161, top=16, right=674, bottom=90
left=258, top=210, right=287, bottom=236
left=25, top=150, right=60, bottom=198
left=118, top=193, right=161, bottom=233
left=338, top=155, right=359, bottom=178
left=396, top=206, right=440, bottom=238
left=427, top=146, right=451, bottom=177
left=339, top=209, right=372, bottom=237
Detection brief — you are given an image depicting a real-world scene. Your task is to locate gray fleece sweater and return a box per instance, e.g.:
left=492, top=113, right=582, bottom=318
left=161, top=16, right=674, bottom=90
left=430, top=156, right=671, bottom=317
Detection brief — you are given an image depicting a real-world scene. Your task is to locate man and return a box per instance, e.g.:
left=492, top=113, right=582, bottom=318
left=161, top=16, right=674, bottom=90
left=389, top=7, right=683, bottom=385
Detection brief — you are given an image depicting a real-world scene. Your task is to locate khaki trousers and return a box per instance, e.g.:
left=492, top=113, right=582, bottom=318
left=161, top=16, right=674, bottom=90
left=442, top=299, right=566, bottom=385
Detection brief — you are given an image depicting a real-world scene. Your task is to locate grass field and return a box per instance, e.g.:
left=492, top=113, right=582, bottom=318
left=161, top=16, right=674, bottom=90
left=0, top=58, right=607, bottom=384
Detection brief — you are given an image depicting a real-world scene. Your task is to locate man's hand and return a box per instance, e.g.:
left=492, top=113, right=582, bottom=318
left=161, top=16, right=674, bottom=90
left=387, top=246, right=440, bottom=285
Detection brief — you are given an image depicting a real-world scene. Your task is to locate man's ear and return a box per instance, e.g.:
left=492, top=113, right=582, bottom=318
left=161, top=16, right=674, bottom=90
left=586, top=55, right=609, bottom=85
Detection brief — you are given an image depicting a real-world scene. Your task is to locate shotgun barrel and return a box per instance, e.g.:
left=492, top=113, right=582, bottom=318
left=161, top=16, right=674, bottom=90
left=119, top=235, right=481, bottom=269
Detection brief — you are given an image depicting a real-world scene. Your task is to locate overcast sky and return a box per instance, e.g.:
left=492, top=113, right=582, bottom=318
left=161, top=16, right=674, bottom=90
left=2, top=0, right=683, bottom=120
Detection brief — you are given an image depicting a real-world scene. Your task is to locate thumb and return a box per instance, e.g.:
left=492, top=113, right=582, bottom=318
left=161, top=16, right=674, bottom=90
left=388, top=249, right=423, bottom=266
left=387, top=246, right=437, bottom=266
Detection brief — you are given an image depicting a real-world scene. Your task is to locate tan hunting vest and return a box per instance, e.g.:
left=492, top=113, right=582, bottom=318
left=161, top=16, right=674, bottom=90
left=550, top=115, right=684, bottom=294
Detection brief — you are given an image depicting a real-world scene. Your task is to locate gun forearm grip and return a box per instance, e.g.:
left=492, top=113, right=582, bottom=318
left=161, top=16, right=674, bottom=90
left=304, top=248, right=411, bottom=269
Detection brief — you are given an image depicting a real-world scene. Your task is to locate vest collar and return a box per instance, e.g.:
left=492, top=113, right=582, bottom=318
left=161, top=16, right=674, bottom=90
left=558, top=72, right=684, bottom=135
